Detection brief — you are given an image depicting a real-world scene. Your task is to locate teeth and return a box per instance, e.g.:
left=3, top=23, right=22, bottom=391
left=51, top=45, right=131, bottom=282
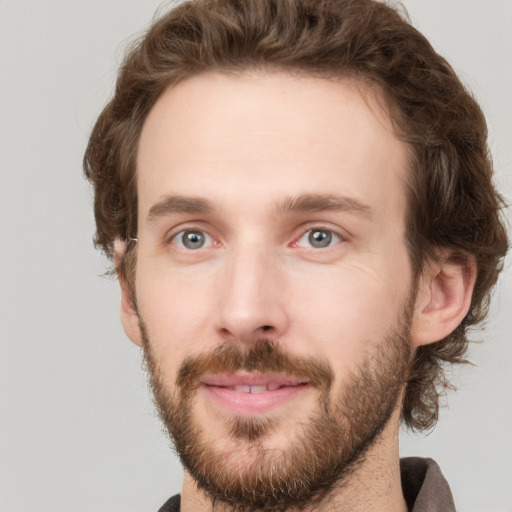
left=250, top=385, right=267, bottom=393
left=233, top=385, right=251, bottom=393
left=229, top=384, right=281, bottom=393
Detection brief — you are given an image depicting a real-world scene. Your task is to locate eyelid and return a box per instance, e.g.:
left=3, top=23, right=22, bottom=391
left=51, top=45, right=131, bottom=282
left=172, top=229, right=214, bottom=250
left=295, top=229, right=342, bottom=249
left=291, top=224, right=349, bottom=248
left=165, top=223, right=220, bottom=249
left=162, top=222, right=347, bottom=251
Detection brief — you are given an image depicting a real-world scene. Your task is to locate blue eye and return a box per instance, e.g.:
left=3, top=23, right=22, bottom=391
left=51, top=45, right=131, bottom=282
left=172, top=230, right=213, bottom=250
left=296, top=229, right=341, bottom=249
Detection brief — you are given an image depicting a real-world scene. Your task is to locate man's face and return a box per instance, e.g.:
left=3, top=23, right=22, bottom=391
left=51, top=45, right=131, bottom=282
left=132, top=72, right=415, bottom=509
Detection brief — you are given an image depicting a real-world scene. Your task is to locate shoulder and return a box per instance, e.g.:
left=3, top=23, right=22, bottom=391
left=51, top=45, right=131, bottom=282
left=400, top=457, right=455, bottom=512
left=157, top=494, right=181, bottom=512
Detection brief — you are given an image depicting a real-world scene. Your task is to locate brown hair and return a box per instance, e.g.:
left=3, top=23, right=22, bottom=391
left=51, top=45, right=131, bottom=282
left=84, top=0, right=508, bottom=430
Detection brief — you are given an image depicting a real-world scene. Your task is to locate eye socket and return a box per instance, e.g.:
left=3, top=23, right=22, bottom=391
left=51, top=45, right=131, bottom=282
left=296, top=229, right=342, bottom=249
left=171, top=229, right=213, bottom=250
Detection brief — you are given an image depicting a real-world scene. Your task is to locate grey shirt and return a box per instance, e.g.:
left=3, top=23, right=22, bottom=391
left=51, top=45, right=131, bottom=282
left=158, top=457, right=455, bottom=512
left=400, top=457, right=456, bottom=511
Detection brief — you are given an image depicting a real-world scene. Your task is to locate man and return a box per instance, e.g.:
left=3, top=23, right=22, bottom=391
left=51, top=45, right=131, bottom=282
left=84, top=0, right=508, bottom=510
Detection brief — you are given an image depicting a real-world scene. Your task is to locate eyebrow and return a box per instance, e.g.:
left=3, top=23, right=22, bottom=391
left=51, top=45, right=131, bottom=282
left=147, top=195, right=213, bottom=222
left=146, top=193, right=373, bottom=223
left=275, top=193, right=373, bottom=218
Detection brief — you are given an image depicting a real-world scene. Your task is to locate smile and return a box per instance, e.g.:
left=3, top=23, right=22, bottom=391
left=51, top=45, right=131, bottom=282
left=226, top=384, right=283, bottom=393
left=200, top=374, right=310, bottom=415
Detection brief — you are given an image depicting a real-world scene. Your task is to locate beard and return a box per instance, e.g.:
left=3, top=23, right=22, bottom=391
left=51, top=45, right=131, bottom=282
left=140, top=307, right=413, bottom=512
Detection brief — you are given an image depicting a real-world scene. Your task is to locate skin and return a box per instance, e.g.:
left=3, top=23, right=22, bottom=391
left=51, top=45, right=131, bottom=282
left=118, top=71, right=476, bottom=511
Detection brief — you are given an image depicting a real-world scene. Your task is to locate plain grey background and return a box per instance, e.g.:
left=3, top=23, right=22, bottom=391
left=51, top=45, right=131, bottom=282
left=1, top=1, right=510, bottom=511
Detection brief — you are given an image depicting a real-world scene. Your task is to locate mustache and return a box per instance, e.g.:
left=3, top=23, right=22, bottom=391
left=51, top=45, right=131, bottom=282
left=176, top=339, right=334, bottom=394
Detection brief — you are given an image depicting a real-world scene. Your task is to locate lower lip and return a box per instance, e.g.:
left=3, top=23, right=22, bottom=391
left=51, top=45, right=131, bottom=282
left=201, top=384, right=310, bottom=416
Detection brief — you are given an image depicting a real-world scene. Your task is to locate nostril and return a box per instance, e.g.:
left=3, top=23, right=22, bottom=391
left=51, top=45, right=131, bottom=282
left=261, top=325, right=272, bottom=331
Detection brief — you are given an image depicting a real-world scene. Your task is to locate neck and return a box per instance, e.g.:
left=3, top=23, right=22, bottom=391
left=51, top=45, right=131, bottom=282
left=180, top=407, right=407, bottom=512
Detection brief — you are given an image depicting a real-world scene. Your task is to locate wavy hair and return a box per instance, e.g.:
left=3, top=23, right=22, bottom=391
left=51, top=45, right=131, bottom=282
left=84, top=0, right=508, bottom=430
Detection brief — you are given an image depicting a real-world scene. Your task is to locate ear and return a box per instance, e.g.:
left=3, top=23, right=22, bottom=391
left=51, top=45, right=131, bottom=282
left=114, top=239, right=143, bottom=347
left=410, top=251, right=477, bottom=348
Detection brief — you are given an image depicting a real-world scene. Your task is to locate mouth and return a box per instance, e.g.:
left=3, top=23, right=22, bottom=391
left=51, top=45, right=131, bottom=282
left=217, top=383, right=291, bottom=393
left=199, top=373, right=310, bottom=415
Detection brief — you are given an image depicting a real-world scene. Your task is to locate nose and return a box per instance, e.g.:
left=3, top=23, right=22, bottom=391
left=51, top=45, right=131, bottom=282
left=215, top=244, right=290, bottom=343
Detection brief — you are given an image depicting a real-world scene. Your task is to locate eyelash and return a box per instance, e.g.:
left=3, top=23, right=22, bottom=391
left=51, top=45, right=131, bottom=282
left=167, top=226, right=345, bottom=252
left=293, top=228, right=343, bottom=249
left=168, top=229, right=217, bottom=250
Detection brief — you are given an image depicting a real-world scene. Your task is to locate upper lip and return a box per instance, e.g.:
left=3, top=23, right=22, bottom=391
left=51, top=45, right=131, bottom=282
left=200, top=373, right=309, bottom=388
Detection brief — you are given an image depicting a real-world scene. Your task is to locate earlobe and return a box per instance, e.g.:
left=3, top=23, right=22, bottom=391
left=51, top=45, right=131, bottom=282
left=114, top=239, right=143, bottom=347
left=410, top=252, right=477, bottom=348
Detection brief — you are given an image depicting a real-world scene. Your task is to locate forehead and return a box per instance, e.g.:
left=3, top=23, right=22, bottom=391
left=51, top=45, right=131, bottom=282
left=136, top=71, right=408, bottom=222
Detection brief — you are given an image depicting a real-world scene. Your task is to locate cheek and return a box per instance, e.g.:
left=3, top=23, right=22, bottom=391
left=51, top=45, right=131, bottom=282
left=287, top=259, right=411, bottom=368
left=135, top=264, right=218, bottom=371
left=134, top=238, right=413, bottom=381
